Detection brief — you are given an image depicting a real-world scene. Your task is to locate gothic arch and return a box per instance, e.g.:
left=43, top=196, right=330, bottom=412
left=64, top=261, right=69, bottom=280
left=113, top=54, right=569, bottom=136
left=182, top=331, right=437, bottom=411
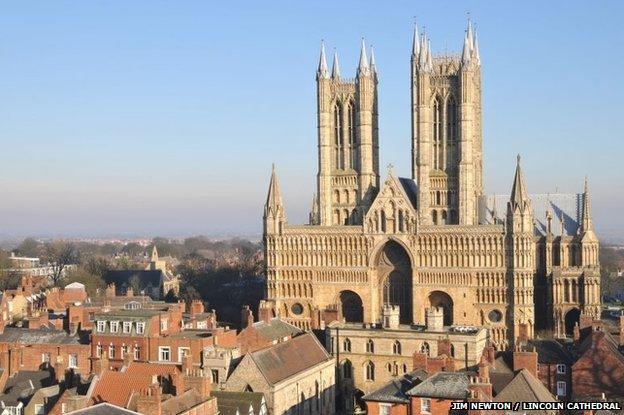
left=428, top=291, right=454, bottom=326
left=338, top=290, right=363, bottom=323
left=377, top=240, right=413, bottom=324
left=564, top=307, right=580, bottom=336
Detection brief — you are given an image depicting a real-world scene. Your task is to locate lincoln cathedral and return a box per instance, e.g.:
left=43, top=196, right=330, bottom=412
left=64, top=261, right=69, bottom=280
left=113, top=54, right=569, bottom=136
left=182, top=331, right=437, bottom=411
left=260, top=21, right=601, bottom=350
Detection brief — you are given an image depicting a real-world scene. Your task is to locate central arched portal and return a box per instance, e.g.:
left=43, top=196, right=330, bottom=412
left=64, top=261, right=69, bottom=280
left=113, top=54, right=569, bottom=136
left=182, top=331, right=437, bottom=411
left=339, top=290, right=363, bottom=323
left=378, top=241, right=412, bottom=324
left=428, top=291, right=454, bottom=326
left=564, top=307, right=580, bottom=336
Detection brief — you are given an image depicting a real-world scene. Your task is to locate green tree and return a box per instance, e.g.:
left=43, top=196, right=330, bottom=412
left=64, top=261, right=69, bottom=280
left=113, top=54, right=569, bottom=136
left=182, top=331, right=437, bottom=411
left=60, top=267, right=106, bottom=297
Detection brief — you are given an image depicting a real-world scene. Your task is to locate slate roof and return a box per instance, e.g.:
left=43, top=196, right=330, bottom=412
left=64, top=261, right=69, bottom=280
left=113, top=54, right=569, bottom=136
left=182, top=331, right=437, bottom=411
left=398, top=178, right=419, bottom=209
left=0, top=370, right=56, bottom=407
left=66, top=403, right=140, bottom=415
left=251, top=318, right=302, bottom=342
left=212, top=391, right=266, bottom=415
left=529, top=339, right=573, bottom=364
left=406, top=372, right=469, bottom=399
left=493, top=369, right=557, bottom=413
left=249, top=332, right=331, bottom=385
left=0, top=327, right=88, bottom=345
left=363, top=369, right=428, bottom=403
left=161, top=389, right=211, bottom=415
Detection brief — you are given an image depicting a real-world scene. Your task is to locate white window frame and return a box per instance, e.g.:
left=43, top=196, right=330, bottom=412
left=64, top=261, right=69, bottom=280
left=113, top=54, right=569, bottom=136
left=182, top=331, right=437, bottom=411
left=61, top=403, right=67, bottom=414
left=69, top=354, right=78, bottom=368
left=108, top=344, right=115, bottom=359
left=556, top=364, right=566, bottom=374
left=136, top=322, right=145, bottom=334
left=34, top=404, right=45, bottom=415
left=178, top=347, right=190, bottom=363
left=110, top=321, right=119, bottom=333
left=379, top=403, right=391, bottom=415
left=96, top=343, right=102, bottom=358
left=160, top=318, right=168, bottom=331
left=121, top=344, right=128, bottom=357
left=123, top=321, right=132, bottom=334
left=96, top=321, right=106, bottom=333
left=556, top=381, right=566, bottom=396
left=421, top=398, right=431, bottom=414
left=158, top=346, right=171, bottom=362
left=197, top=321, right=207, bottom=329
left=41, top=353, right=50, bottom=363
left=133, top=345, right=140, bottom=360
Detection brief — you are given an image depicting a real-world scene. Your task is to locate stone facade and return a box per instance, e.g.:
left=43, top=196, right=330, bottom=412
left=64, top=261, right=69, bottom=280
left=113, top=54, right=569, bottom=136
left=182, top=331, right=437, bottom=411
left=260, top=21, right=601, bottom=350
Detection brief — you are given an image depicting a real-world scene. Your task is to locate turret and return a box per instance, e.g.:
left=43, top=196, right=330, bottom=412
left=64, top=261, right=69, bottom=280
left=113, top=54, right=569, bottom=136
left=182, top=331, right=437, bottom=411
left=317, top=40, right=329, bottom=80
left=263, top=164, right=286, bottom=235
left=331, top=49, right=341, bottom=79
left=505, top=155, right=535, bottom=345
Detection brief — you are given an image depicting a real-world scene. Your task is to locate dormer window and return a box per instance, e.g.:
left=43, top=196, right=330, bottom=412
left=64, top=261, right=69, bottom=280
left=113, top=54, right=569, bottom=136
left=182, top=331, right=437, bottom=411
left=110, top=321, right=119, bottom=333
left=96, top=321, right=106, bottom=333
left=136, top=322, right=145, bottom=334
left=123, top=322, right=132, bottom=334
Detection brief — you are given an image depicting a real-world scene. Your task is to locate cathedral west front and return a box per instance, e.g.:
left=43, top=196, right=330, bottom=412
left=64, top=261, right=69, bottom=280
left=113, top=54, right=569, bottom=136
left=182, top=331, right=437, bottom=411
left=260, top=21, right=601, bottom=350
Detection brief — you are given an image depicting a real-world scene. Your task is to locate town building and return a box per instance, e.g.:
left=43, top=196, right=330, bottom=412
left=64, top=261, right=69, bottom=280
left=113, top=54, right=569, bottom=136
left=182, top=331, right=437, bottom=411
left=259, top=20, right=601, bottom=350
left=226, top=332, right=336, bottom=415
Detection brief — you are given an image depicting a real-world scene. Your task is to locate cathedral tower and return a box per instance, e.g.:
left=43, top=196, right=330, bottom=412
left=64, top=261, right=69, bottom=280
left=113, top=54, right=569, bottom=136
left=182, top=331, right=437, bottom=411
left=315, top=40, right=379, bottom=226
left=411, top=22, right=483, bottom=225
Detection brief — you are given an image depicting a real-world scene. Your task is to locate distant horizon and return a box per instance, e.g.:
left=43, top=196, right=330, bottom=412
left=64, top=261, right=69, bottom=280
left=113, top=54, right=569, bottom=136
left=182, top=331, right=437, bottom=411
left=0, top=2, right=622, bottom=239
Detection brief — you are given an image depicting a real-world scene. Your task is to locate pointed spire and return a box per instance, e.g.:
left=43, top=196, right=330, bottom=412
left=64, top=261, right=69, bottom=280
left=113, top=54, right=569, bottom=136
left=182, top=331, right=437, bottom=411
left=473, top=28, right=481, bottom=65
left=412, top=23, right=420, bottom=57
left=491, top=195, right=498, bottom=224
left=358, top=38, right=370, bottom=76
left=317, top=40, right=329, bottom=79
left=510, top=154, right=529, bottom=210
left=331, top=49, right=341, bottom=79
left=461, top=30, right=472, bottom=65
left=309, top=193, right=319, bottom=225
left=426, top=39, right=433, bottom=72
left=581, top=176, right=594, bottom=233
left=151, top=245, right=159, bottom=262
left=265, top=163, right=284, bottom=217
left=369, top=45, right=377, bottom=75
left=418, top=34, right=428, bottom=69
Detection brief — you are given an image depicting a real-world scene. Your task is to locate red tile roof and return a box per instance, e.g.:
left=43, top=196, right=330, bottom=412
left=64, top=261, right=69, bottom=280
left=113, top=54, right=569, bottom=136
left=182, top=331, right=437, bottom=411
left=91, top=372, right=152, bottom=408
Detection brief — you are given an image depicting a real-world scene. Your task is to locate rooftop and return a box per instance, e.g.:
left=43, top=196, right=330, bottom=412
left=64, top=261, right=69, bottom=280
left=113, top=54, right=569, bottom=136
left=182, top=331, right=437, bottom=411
left=363, top=369, right=428, bottom=404
left=406, top=371, right=469, bottom=400
left=0, top=327, right=88, bottom=345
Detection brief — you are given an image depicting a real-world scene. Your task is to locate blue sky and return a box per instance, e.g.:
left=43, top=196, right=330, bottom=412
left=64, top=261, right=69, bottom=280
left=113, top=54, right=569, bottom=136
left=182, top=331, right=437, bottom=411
left=0, top=1, right=622, bottom=239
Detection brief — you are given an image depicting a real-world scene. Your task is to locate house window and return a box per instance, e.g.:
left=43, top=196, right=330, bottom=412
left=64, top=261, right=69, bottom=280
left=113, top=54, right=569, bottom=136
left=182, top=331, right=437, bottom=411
left=211, top=369, right=219, bottom=383
left=197, top=321, right=207, bottom=329
left=557, top=381, right=566, bottom=396
left=159, top=347, right=171, bottom=362
left=110, top=321, right=119, bottom=333
left=178, top=347, right=190, bottom=363
left=380, top=404, right=391, bottom=415
left=343, top=338, right=351, bottom=352
left=123, top=322, right=132, bottom=334
left=96, top=321, right=106, bottom=333
left=421, top=398, right=431, bottom=413
left=69, top=354, right=78, bottom=368
left=366, top=339, right=374, bottom=353
left=556, top=364, right=566, bottom=374
left=421, top=342, right=430, bottom=356
left=342, top=360, right=352, bottom=379
left=121, top=345, right=128, bottom=357
left=34, top=404, right=45, bottom=415
left=88, top=312, right=95, bottom=322
left=134, top=345, right=140, bottom=360
left=41, top=353, right=50, bottom=364
left=136, top=322, right=145, bottom=334
left=96, top=343, right=102, bottom=357
left=108, top=345, right=115, bottom=359
left=160, top=318, right=168, bottom=332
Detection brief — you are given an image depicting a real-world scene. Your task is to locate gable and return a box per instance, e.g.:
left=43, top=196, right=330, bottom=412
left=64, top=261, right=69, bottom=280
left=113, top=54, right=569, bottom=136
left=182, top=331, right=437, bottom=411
left=226, top=355, right=270, bottom=393
left=364, top=175, right=418, bottom=234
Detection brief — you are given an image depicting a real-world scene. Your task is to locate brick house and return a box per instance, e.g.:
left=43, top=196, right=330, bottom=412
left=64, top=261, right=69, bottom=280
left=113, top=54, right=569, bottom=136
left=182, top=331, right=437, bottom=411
left=237, top=313, right=303, bottom=354
left=529, top=339, right=573, bottom=400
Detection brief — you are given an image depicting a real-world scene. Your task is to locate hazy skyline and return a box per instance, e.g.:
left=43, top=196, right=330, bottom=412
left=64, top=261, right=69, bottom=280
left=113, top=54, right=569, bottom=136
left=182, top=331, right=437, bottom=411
left=0, top=1, right=623, bottom=240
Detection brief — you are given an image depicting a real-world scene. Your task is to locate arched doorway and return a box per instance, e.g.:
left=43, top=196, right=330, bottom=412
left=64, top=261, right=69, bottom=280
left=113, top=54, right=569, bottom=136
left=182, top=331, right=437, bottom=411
left=339, top=290, right=363, bottom=323
left=564, top=308, right=580, bottom=336
left=428, top=291, right=454, bottom=326
left=378, top=241, right=412, bottom=324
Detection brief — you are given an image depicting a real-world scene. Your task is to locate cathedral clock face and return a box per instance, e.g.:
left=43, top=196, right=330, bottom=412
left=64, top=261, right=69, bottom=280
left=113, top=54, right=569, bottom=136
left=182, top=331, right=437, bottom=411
left=488, top=309, right=503, bottom=323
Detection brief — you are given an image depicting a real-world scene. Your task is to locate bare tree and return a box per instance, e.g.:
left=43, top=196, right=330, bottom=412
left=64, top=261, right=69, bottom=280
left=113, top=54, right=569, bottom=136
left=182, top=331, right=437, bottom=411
left=43, top=241, right=80, bottom=285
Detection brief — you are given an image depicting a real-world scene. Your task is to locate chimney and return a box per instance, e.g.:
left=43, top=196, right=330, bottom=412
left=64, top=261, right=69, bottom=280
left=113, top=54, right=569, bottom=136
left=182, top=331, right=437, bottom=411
left=468, top=374, right=493, bottom=402
left=105, top=283, right=116, bottom=298
left=185, top=368, right=212, bottom=398
left=512, top=345, right=538, bottom=379
left=518, top=323, right=529, bottom=344
left=126, top=287, right=134, bottom=297
left=573, top=322, right=580, bottom=343
left=170, top=370, right=185, bottom=396
left=207, top=310, right=217, bottom=330
left=257, top=302, right=273, bottom=323
left=240, top=305, right=254, bottom=329
left=412, top=352, right=428, bottom=372
left=191, top=300, right=205, bottom=318
left=428, top=355, right=454, bottom=374
left=381, top=305, right=400, bottom=329
left=437, top=338, right=452, bottom=357
left=478, top=359, right=490, bottom=383
left=425, top=307, right=444, bottom=331
left=136, top=377, right=162, bottom=415
left=54, top=361, right=65, bottom=383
